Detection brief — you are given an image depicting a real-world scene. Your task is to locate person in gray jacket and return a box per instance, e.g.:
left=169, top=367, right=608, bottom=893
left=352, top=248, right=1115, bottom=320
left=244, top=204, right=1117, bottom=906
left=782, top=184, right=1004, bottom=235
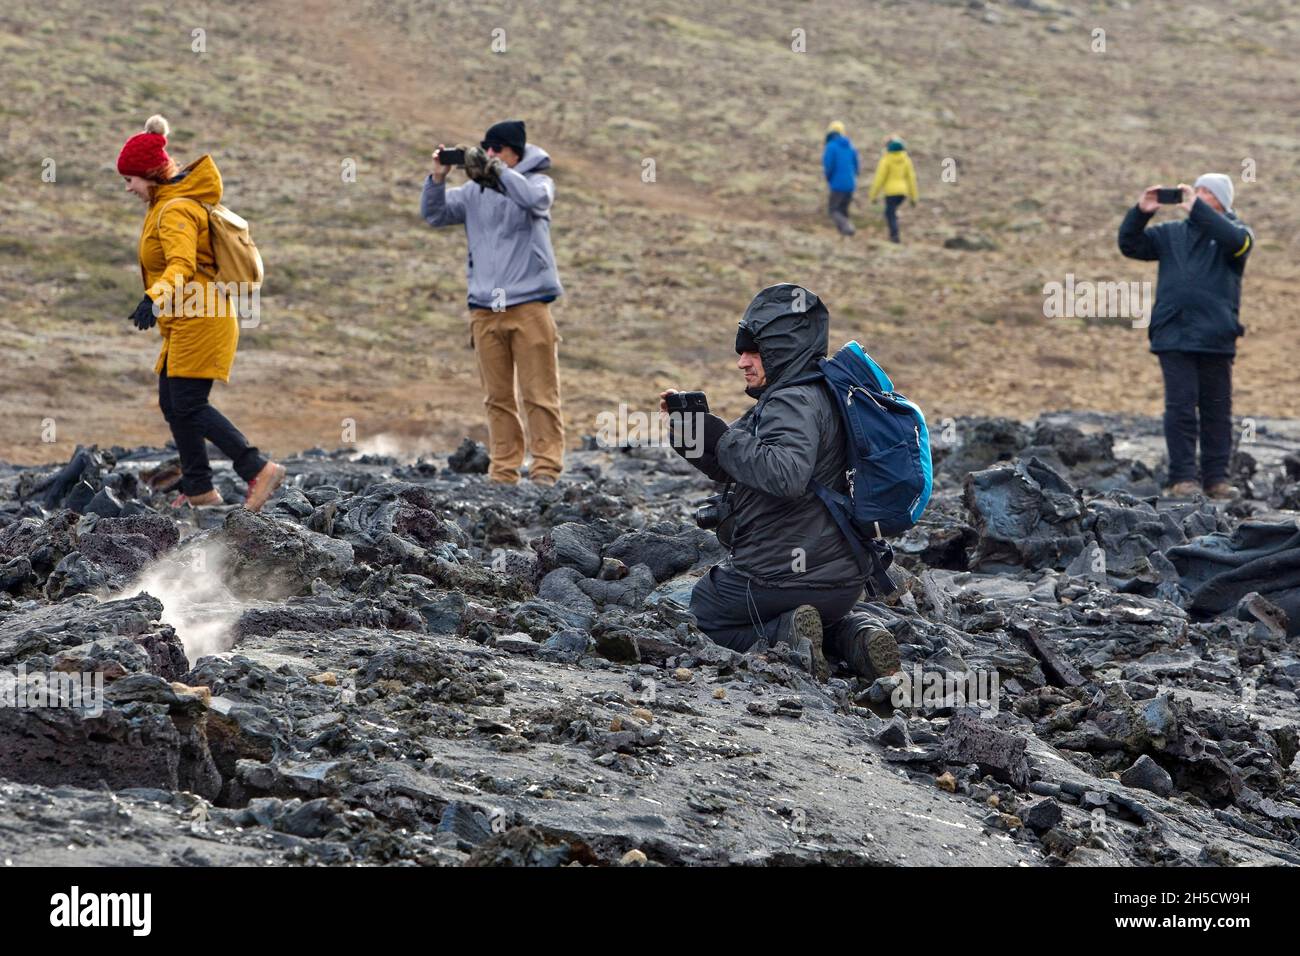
left=660, top=284, right=901, bottom=683
left=421, top=119, right=566, bottom=485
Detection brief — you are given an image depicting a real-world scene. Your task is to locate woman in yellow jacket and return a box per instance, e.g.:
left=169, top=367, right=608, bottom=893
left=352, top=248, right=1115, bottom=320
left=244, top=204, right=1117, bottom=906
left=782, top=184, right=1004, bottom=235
left=867, top=135, right=919, bottom=243
left=117, top=115, right=284, bottom=510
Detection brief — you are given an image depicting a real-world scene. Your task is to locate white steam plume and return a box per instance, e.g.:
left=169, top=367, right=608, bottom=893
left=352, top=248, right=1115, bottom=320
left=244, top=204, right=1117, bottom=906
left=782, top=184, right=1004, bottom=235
left=118, top=541, right=247, bottom=662
left=352, top=432, right=442, bottom=463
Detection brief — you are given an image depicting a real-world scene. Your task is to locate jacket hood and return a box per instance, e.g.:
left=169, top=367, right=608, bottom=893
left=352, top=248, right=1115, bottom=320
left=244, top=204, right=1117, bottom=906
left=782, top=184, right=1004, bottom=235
left=515, top=144, right=551, bottom=174
left=152, top=154, right=222, bottom=206
left=737, top=283, right=830, bottom=397
left=879, top=151, right=910, bottom=169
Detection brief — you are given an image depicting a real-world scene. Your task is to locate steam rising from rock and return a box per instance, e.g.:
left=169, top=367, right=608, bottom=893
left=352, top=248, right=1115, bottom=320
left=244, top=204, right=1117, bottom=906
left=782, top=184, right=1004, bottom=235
left=119, top=541, right=244, bottom=662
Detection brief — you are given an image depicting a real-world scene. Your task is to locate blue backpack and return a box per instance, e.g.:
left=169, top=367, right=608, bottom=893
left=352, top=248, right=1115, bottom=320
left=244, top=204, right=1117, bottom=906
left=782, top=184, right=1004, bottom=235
left=776, top=341, right=932, bottom=591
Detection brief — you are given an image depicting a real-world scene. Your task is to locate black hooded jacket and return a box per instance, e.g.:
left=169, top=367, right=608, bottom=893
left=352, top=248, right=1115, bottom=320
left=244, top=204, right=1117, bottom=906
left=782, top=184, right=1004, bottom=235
left=1117, top=198, right=1253, bottom=355
left=707, top=285, right=861, bottom=589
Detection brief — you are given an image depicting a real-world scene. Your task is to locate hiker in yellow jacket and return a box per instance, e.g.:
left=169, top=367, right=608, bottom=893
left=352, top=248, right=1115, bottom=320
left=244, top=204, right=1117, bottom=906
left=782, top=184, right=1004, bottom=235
left=868, top=135, right=919, bottom=243
left=117, top=115, right=284, bottom=510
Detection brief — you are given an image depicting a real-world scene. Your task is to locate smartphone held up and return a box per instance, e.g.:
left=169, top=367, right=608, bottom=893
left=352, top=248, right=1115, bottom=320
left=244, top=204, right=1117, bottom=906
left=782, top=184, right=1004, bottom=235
left=437, top=147, right=466, bottom=167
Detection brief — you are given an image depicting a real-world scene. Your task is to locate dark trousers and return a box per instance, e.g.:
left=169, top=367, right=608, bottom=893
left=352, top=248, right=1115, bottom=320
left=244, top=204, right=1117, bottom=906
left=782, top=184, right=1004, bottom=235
left=827, top=189, right=855, bottom=235
left=158, top=360, right=266, bottom=495
left=689, top=564, right=863, bottom=653
left=1157, top=351, right=1233, bottom=486
left=884, top=194, right=905, bottom=241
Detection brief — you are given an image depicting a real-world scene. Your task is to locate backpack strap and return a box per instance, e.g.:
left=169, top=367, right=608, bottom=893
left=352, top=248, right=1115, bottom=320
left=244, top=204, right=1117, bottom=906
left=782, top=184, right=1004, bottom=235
left=809, top=481, right=896, bottom=598
left=154, top=199, right=221, bottom=286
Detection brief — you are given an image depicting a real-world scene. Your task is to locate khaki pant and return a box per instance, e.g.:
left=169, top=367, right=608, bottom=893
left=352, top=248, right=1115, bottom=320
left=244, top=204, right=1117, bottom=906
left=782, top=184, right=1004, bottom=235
left=469, top=300, right=565, bottom=483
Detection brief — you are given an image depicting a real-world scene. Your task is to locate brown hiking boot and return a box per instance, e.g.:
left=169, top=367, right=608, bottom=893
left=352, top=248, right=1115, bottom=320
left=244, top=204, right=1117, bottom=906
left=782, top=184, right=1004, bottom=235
left=775, top=605, right=829, bottom=682
left=853, top=627, right=902, bottom=681
left=1163, top=480, right=1202, bottom=498
left=244, top=461, right=286, bottom=512
left=1205, top=481, right=1241, bottom=500
left=171, top=490, right=224, bottom=508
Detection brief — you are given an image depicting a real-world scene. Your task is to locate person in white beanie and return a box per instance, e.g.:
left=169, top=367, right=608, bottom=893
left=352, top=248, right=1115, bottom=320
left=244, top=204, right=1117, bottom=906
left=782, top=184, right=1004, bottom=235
left=1118, top=174, right=1254, bottom=500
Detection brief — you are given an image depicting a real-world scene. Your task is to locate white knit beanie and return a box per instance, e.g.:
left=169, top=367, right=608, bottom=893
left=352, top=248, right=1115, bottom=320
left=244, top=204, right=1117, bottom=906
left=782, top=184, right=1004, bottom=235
left=1194, top=173, right=1234, bottom=213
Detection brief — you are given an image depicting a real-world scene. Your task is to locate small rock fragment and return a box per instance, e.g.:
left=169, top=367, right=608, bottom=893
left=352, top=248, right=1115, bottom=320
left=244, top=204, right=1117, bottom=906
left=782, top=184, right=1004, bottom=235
left=875, top=714, right=912, bottom=748
left=1119, top=754, right=1174, bottom=798
left=1021, top=797, right=1063, bottom=833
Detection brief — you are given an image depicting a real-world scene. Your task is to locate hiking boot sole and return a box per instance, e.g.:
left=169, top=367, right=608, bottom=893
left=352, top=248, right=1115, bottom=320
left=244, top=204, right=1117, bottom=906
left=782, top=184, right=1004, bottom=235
left=864, top=627, right=901, bottom=679
left=245, top=463, right=286, bottom=513
left=791, top=605, right=829, bottom=683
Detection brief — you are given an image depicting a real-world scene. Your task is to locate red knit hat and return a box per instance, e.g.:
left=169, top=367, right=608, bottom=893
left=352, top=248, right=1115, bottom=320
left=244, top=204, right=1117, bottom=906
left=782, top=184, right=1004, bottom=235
left=117, top=115, right=173, bottom=178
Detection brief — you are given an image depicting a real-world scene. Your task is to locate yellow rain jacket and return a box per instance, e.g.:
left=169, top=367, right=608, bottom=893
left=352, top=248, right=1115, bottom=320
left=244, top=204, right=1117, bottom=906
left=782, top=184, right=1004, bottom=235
left=138, top=154, right=239, bottom=380
left=868, top=150, right=919, bottom=203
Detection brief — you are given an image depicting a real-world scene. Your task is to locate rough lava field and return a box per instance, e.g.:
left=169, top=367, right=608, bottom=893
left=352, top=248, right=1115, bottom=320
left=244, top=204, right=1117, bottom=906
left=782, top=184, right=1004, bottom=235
left=2, top=413, right=1300, bottom=867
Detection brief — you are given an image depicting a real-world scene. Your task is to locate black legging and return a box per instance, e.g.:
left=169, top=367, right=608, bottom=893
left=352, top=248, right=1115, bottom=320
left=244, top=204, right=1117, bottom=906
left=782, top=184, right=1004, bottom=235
left=158, top=359, right=266, bottom=495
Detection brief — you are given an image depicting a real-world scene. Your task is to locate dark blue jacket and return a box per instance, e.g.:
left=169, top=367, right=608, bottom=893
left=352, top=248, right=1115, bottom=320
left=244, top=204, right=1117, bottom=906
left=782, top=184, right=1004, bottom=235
left=822, top=134, right=859, bottom=194
left=1118, top=199, right=1254, bottom=355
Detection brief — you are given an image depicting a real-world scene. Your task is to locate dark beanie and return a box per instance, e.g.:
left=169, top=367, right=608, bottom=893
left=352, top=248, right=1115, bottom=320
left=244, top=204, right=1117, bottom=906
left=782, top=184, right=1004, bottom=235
left=735, top=325, right=759, bottom=354
left=482, top=119, right=527, bottom=155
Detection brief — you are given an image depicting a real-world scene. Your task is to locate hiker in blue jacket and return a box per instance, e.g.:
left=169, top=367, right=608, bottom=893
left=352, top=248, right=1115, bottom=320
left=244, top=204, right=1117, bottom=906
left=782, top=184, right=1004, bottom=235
left=822, top=121, right=859, bottom=236
left=657, top=285, right=901, bottom=685
left=1118, top=174, right=1254, bottom=499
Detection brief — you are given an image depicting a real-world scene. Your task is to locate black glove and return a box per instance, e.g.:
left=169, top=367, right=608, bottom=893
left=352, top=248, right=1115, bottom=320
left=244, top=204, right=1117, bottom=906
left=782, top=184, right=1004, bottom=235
left=667, top=401, right=725, bottom=455
left=129, top=295, right=158, bottom=331
left=700, top=413, right=729, bottom=457
left=668, top=405, right=733, bottom=482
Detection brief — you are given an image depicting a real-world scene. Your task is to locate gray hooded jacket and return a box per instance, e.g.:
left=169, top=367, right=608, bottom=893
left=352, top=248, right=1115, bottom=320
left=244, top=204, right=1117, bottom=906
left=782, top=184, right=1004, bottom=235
left=421, top=144, right=564, bottom=310
left=708, top=285, right=861, bottom=589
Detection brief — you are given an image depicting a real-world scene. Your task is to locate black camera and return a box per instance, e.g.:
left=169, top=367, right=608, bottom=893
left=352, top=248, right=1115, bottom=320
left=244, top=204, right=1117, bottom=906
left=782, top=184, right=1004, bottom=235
left=695, top=491, right=732, bottom=530
left=437, top=147, right=467, bottom=167
left=665, top=390, right=709, bottom=414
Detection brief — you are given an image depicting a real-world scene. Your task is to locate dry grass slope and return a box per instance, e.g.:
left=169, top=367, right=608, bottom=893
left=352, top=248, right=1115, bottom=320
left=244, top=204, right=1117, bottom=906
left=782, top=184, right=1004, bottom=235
left=1, top=0, right=1298, bottom=464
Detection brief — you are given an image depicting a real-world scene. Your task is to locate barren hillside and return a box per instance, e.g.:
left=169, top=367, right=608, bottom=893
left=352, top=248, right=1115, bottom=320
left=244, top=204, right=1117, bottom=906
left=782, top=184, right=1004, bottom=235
left=1, top=0, right=1298, bottom=464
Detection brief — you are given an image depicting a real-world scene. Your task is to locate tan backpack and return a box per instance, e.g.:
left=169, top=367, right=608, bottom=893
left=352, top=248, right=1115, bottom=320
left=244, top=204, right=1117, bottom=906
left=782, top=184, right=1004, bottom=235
left=158, top=198, right=264, bottom=287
